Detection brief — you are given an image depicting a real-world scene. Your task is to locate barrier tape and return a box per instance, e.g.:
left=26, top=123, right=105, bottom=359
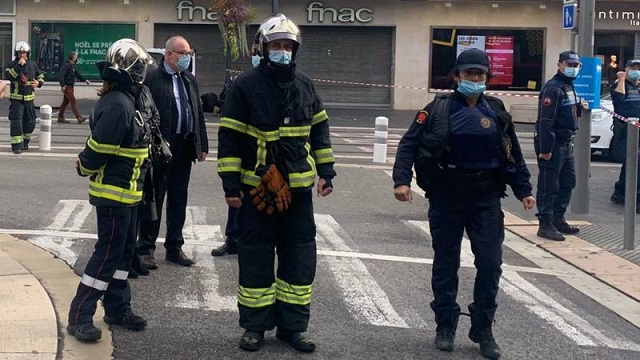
left=598, top=106, right=640, bottom=128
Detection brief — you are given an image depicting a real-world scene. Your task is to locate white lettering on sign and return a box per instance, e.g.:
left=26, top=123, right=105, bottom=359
left=306, top=1, right=373, bottom=23
left=176, top=0, right=218, bottom=22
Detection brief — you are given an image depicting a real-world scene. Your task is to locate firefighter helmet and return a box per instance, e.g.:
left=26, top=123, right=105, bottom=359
left=104, top=38, right=152, bottom=84
left=258, top=13, right=301, bottom=63
left=14, top=41, right=30, bottom=56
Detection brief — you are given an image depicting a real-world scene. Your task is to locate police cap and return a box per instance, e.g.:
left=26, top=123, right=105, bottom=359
left=558, top=50, right=581, bottom=65
left=454, top=48, right=489, bottom=72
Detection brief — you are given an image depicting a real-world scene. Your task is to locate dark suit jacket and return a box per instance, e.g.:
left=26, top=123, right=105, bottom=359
left=144, top=58, right=208, bottom=161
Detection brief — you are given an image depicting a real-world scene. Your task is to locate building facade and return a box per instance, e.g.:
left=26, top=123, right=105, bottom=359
left=1, top=0, right=638, bottom=111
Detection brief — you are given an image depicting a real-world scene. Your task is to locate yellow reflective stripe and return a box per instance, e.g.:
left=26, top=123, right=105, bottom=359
left=237, top=283, right=276, bottom=308
left=36, top=74, right=44, bottom=81
left=220, top=117, right=248, bottom=133
left=280, top=125, right=311, bottom=137
left=78, top=162, right=98, bottom=175
left=129, top=157, right=142, bottom=192
left=275, top=278, right=312, bottom=306
left=246, top=124, right=279, bottom=142
left=22, top=94, right=35, bottom=101
left=241, top=169, right=261, bottom=187
left=10, top=135, right=22, bottom=144
left=218, top=157, right=242, bottom=172
left=116, top=147, right=148, bottom=159
left=256, top=138, right=267, bottom=169
left=87, top=135, right=120, bottom=155
left=88, top=182, right=143, bottom=204
left=6, top=68, right=17, bottom=78
left=23, top=133, right=32, bottom=140
left=289, top=170, right=316, bottom=188
left=312, top=110, right=328, bottom=125
left=314, top=148, right=335, bottom=164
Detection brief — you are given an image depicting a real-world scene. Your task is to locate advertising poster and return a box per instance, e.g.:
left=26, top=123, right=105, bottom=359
left=485, top=36, right=514, bottom=86
left=456, top=35, right=486, bottom=56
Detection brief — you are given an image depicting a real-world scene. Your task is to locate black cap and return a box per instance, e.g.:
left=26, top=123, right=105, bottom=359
left=558, top=50, right=581, bottom=64
left=626, top=59, right=640, bottom=67
left=454, top=48, right=489, bottom=72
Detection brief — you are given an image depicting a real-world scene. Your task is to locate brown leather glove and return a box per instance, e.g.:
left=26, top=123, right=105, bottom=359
left=249, top=183, right=276, bottom=215
left=261, top=164, right=291, bottom=213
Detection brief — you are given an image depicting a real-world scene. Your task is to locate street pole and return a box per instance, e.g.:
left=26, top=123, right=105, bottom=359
left=571, top=0, right=595, bottom=214
left=624, top=119, right=638, bottom=250
left=272, top=0, right=279, bottom=15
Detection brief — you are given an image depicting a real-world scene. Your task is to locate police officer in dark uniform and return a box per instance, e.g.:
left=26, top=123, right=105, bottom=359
left=393, top=48, right=534, bottom=360
left=67, top=39, right=153, bottom=342
left=535, top=50, right=587, bottom=241
left=610, top=59, right=640, bottom=210
left=217, top=14, right=335, bottom=353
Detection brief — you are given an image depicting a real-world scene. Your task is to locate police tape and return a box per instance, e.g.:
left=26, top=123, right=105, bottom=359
left=597, top=106, right=640, bottom=128
left=225, top=69, right=540, bottom=98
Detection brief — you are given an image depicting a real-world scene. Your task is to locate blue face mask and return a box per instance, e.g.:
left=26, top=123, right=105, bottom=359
left=563, top=67, right=580, bottom=78
left=176, top=54, right=191, bottom=71
left=628, top=70, right=640, bottom=80
left=268, top=50, right=292, bottom=66
left=457, top=80, right=486, bottom=97
left=251, top=55, right=261, bottom=68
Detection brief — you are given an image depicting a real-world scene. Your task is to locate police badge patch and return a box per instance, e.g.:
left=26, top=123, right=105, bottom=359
left=480, top=117, right=491, bottom=128
left=415, top=110, right=428, bottom=124
left=543, top=97, right=553, bottom=106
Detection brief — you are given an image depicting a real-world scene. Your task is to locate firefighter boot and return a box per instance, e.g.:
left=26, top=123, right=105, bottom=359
left=537, top=217, right=565, bottom=241
left=104, top=309, right=147, bottom=331
left=67, top=323, right=102, bottom=342
left=468, top=311, right=501, bottom=359
left=276, top=329, right=316, bottom=353
left=23, top=139, right=29, bottom=151
left=239, top=330, right=264, bottom=351
left=552, top=215, right=579, bottom=235
left=434, top=311, right=459, bottom=352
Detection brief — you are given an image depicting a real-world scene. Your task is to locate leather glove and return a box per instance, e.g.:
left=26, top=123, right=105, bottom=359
left=249, top=183, right=276, bottom=215
left=261, top=164, right=292, bottom=213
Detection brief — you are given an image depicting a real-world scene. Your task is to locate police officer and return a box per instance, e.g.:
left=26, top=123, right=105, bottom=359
left=535, top=50, right=587, bottom=241
left=217, top=14, right=335, bottom=352
left=609, top=59, right=640, bottom=211
left=5, top=41, right=44, bottom=154
left=393, top=48, right=534, bottom=359
left=67, top=39, right=153, bottom=342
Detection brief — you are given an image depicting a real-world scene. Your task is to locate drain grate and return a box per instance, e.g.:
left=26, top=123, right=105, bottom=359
left=578, top=225, right=640, bottom=265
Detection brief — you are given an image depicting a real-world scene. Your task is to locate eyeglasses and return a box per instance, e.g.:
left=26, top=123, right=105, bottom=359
left=170, top=49, right=194, bottom=56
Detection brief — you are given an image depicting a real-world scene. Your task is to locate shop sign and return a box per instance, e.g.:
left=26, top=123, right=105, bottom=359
left=176, top=0, right=218, bottom=22
left=596, top=2, right=640, bottom=30
left=306, top=1, right=373, bottom=23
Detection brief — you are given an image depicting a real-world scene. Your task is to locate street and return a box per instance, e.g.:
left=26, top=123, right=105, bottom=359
left=1, top=109, right=639, bottom=359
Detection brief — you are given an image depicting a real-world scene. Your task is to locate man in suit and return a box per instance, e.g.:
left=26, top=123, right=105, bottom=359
left=137, top=36, right=208, bottom=268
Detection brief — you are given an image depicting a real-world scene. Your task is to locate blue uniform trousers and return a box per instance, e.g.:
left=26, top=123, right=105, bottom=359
left=612, top=136, right=640, bottom=197
left=68, top=206, right=137, bottom=325
left=224, top=206, right=240, bottom=250
left=535, top=140, right=575, bottom=219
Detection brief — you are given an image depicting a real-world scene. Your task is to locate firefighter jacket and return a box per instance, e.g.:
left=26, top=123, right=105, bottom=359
left=5, top=59, right=44, bottom=101
left=144, top=59, right=208, bottom=160
left=77, top=85, right=150, bottom=207
left=393, top=91, right=532, bottom=200
left=217, top=63, right=336, bottom=197
left=535, top=71, right=582, bottom=154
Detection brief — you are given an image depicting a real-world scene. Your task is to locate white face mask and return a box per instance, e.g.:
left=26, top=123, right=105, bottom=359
left=268, top=50, right=292, bottom=66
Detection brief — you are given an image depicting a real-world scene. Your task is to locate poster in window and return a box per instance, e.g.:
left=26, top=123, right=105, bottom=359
left=486, top=36, right=514, bottom=86
left=456, top=35, right=485, bottom=56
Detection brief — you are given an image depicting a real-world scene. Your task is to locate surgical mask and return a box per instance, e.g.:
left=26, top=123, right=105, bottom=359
left=251, top=55, right=261, bottom=68
left=628, top=70, right=640, bottom=80
left=268, top=50, right=292, bottom=66
left=457, top=80, right=486, bottom=97
left=563, top=67, right=580, bottom=78
left=176, top=54, right=191, bottom=71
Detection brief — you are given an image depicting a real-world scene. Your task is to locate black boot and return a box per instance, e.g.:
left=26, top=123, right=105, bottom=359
left=67, top=323, right=102, bottom=342
left=434, top=311, right=459, bottom=352
left=104, top=309, right=147, bottom=331
left=537, top=217, right=565, bottom=241
left=468, top=309, right=501, bottom=359
left=131, top=252, right=150, bottom=276
left=239, top=330, right=264, bottom=351
left=276, top=329, right=316, bottom=353
left=611, top=192, right=624, bottom=205
left=552, top=215, right=579, bottom=235
left=23, top=140, right=29, bottom=151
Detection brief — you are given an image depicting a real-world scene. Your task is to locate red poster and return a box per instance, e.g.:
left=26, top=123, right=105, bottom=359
left=485, top=36, right=514, bottom=86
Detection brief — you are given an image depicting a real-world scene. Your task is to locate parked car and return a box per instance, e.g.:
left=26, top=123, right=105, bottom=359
left=146, top=48, right=196, bottom=76
left=590, top=93, right=615, bottom=159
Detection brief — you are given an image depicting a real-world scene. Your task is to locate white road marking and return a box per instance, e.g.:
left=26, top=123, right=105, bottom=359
left=315, top=213, right=410, bottom=328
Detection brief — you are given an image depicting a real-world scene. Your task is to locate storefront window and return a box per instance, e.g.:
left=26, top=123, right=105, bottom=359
left=30, top=22, right=136, bottom=81
left=430, top=28, right=544, bottom=92
left=0, top=22, right=12, bottom=72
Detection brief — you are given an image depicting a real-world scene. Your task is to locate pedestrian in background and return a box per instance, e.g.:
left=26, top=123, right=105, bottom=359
left=535, top=50, right=586, bottom=241
left=0, top=80, right=6, bottom=99
left=218, top=14, right=335, bottom=353
left=58, top=51, right=91, bottom=124
left=67, top=39, right=153, bottom=342
left=136, top=35, right=208, bottom=269
left=5, top=41, right=44, bottom=154
left=609, top=59, right=640, bottom=211
left=393, top=48, right=534, bottom=359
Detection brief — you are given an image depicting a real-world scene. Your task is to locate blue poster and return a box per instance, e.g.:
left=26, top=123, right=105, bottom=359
left=573, top=57, right=602, bottom=109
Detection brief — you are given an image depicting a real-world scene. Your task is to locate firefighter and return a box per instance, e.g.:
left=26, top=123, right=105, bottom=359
left=392, top=49, right=535, bottom=359
left=67, top=39, right=154, bottom=342
left=5, top=41, right=44, bottom=154
left=217, top=14, right=335, bottom=353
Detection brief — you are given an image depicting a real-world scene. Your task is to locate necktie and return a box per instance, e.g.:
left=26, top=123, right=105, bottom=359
left=176, top=73, right=190, bottom=134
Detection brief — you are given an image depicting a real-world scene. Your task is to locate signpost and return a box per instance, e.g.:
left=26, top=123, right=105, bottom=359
left=563, top=3, right=577, bottom=30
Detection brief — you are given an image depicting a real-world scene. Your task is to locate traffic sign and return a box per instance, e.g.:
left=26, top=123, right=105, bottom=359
left=563, top=4, right=576, bottom=30
left=573, top=57, right=602, bottom=109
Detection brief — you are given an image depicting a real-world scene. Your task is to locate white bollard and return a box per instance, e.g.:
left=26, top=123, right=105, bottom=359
left=39, top=105, right=52, bottom=151
left=373, top=116, right=388, bottom=163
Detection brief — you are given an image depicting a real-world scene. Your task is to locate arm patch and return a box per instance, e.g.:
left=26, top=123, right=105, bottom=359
left=415, top=110, right=428, bottom=124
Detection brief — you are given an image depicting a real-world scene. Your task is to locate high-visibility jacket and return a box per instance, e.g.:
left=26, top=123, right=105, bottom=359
left=5, top=59, right=44, bottom=101
left=217, top=64, right=336, bottom=197
left=77, top=86, right=150, bottom=207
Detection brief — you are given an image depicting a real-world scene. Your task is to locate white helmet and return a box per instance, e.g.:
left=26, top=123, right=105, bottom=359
left=104, top=38, right=152, bottom=84
left=15, top=41, right=30, bottom=56
left=258, top=14, right=302, bottom=63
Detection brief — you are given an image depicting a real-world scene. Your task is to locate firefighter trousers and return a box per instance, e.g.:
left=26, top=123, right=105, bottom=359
left=237, top=188, right=316, bottom=332
left=68, top=206, right=137, bottom=325
left=8, top=99, right=36, bottom=151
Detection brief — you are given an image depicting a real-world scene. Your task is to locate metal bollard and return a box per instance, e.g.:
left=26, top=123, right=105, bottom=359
left=39, top=105, right=52, bottom=151
left=624, top=117, right=638, bottom=250
left=373, top=116, right=388, bottom=163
